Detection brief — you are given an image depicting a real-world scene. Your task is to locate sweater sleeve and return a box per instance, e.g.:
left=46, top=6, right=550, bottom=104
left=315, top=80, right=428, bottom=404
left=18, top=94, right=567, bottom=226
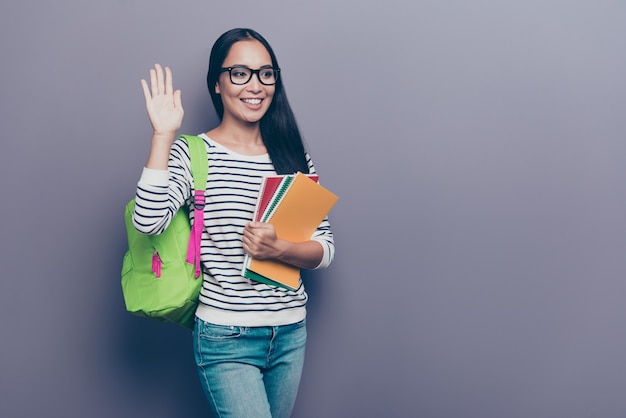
left=305, top=154, right=335, bottom=270
left=132, top=139, right=192, bottom=235
left=311, top=221, right=335, bottom=269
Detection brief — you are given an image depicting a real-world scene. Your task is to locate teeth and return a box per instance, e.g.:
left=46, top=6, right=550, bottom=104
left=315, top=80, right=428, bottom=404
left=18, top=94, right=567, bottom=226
left=243, top=99, right=262, bottom=105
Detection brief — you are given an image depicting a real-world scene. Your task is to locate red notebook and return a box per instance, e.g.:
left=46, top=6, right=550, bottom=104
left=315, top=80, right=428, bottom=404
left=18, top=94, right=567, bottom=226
left=253, top=174, right=318, bottom=222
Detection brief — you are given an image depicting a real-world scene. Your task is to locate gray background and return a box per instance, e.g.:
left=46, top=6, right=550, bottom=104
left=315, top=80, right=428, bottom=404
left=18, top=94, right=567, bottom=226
left=1, top=0, right=625, bottom=417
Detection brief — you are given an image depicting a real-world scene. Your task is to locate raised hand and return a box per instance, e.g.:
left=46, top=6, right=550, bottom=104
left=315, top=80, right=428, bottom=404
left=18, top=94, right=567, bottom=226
left=141, top=64, right=184, bottom=137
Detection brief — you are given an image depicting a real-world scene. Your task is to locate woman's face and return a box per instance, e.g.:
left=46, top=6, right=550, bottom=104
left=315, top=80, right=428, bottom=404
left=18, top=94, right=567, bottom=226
left=216, top=39, right=276, bottom=125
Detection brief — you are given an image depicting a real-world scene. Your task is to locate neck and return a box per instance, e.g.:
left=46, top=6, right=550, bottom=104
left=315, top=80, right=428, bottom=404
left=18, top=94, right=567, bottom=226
left=207, top=118, right=266, bottom=155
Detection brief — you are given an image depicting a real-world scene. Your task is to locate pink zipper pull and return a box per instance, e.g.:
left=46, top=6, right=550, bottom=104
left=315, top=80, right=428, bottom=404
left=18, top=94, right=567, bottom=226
left=152, top=250, right=162, bottom=278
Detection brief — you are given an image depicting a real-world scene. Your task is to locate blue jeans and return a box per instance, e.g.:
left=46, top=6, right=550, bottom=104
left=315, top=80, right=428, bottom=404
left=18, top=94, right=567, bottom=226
left=193, top=318, right=307, bottom=418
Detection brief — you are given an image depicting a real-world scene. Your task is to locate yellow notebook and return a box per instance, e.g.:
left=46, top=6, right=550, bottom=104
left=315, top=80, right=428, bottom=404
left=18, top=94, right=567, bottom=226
left=244, top=172, right=338, bottom=290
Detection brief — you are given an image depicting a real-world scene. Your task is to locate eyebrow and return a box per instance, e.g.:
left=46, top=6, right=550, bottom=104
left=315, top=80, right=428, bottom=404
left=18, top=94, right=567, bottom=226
left=227, top=64, right=274, bottom=69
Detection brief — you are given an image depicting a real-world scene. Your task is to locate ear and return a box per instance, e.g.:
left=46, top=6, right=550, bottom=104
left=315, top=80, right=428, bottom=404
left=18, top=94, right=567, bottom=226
left=215, top=82, right=221, bottom=95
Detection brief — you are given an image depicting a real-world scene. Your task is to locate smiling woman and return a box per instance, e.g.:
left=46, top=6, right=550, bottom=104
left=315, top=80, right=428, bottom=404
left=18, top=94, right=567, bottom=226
left=132, top=28, right=335, bottom=418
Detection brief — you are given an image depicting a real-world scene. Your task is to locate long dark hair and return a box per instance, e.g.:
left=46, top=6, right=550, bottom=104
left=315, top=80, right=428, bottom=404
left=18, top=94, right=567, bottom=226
left=207, top=28, right=309, bottom=175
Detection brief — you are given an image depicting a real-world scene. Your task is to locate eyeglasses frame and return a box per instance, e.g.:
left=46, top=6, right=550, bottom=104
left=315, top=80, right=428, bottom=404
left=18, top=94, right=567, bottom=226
left=219, top=66, right=280, bottom=86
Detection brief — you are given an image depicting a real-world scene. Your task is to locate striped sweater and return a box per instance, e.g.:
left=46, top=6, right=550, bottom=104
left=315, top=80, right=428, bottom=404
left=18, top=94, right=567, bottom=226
left=133, top=134, right=335, bottom=327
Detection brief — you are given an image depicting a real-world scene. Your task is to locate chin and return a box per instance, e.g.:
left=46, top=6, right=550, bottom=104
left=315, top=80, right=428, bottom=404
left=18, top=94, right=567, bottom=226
left=243, top=112, right=268, bottom=124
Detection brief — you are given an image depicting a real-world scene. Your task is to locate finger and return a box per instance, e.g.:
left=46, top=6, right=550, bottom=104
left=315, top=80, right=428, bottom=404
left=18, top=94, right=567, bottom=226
left=242, top=227, right=255, bottom=240
left=243, top=244, right=255, bottom=257
left=140, top=79, right=151, bottom=102
left=242, top=235, right=253, bottom=248
left=155, top=63, right=165, bottom=95
left=173, top=89, right=183, bottom=110
left=246, top=221, right=263, bottom=230
left=149, top=68, right=157, bottom=97
left=251, top=222, right=273, bottom=232
left=165, top=66, right=173, bottom=95
left=242, top=237, right=255, bottom=254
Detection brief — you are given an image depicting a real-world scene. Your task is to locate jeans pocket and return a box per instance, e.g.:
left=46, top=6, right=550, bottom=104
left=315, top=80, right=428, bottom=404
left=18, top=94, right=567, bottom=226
left=285, top=318, right=307, bottom=332
left=198, top=321, right=244, bottom=341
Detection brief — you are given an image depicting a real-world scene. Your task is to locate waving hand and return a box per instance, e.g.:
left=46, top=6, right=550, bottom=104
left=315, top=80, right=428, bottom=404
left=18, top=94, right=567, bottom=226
left=141, top=64, right=184, bottom=137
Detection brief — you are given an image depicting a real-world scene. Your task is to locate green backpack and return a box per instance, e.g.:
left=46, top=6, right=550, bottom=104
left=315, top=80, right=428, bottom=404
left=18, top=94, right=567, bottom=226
left=121, top=135, right=208, bottom=330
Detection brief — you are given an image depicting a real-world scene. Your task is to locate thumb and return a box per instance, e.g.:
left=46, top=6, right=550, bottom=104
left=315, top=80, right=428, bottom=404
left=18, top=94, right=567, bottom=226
left=173, top=89, right=183, bottom=110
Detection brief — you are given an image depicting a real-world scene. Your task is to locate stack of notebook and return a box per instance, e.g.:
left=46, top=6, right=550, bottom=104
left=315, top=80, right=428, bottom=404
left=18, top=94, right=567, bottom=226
left=242, top=172, right=339, bottom=290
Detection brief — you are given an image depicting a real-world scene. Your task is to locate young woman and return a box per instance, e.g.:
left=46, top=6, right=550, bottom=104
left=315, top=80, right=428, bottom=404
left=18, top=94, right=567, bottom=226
left=133, top=28, right=335, bottom=417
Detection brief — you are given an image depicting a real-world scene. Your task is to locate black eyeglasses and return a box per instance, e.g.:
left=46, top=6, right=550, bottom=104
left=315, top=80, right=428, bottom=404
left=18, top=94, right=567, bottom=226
left=220, top=66, right=280, bottom=86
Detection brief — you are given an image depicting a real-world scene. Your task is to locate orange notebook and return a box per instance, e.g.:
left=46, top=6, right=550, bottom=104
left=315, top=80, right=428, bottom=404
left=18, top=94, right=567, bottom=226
left=244, top=172, right=338, bottom=290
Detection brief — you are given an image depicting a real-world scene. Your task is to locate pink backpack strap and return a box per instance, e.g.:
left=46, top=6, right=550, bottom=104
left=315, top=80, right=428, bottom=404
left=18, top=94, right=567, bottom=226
left=186, top=190, right=205, bottom=278
left=181, top=135, right=209, bottom=279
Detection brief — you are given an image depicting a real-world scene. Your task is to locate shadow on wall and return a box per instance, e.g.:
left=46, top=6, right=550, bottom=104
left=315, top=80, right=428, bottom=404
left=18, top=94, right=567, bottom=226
left=301, top=269, right=324, bottom=314
left=108, top=259, right=212, bottom=417
left=103, top=252, right=325, bottom=417
left=112, top=315, right=211, bottom=416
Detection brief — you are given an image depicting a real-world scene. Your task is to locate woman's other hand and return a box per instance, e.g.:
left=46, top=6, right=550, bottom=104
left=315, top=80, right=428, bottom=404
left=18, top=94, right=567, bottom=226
left=243, top=222, right=280, bottom=260
left=243, top=222, right=324, bottom=269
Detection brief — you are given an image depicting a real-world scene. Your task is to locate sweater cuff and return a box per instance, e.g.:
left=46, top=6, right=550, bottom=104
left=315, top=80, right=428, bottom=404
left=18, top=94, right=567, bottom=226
left=138, top=167, right=169, bottom=186
left=311, top=238, right=333, bottom=269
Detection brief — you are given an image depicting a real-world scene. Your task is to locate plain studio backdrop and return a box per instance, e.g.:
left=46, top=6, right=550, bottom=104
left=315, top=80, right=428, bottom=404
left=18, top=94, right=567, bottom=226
left=1, top=1, right=625, bottom=417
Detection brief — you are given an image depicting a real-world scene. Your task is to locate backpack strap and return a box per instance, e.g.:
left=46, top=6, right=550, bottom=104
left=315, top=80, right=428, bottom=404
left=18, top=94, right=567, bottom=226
left=181, top=135, right=208, bottom=278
